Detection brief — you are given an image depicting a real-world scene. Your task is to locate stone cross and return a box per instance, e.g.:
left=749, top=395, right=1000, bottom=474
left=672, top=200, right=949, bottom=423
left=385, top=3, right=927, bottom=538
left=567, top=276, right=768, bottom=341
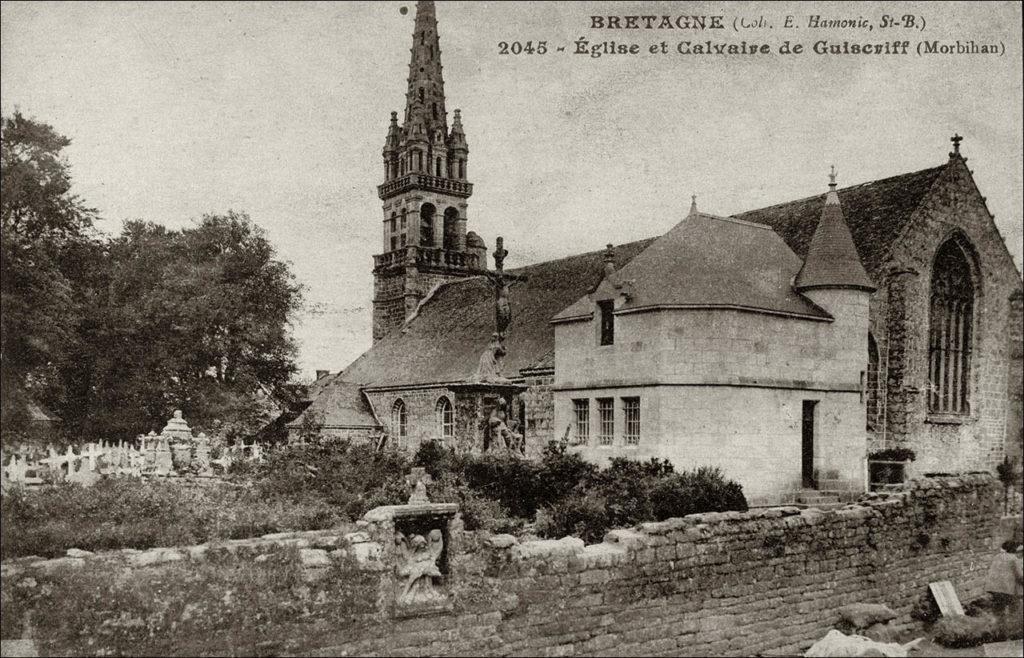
left=82, top=443, right=106, bottom=472
left=951, top=133, right=963, bottom=155
left=40, top=447, right=67, bottom=475
left=5, top=455, right=29, bottom=483
left=405, top=467, right=433, bottom=504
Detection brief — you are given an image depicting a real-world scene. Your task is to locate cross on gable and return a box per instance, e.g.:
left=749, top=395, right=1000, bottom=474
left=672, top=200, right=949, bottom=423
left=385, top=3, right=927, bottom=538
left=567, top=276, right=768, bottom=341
left=406, top=467, right=432, bottom=504
left=951, top=133, right=963, bottom=155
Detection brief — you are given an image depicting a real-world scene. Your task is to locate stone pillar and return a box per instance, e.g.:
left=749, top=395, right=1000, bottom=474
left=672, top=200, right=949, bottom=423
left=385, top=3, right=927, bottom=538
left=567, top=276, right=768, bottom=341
left=884, top=269, right=924, bottom=447
left=455, top=216, right=467, bottom=252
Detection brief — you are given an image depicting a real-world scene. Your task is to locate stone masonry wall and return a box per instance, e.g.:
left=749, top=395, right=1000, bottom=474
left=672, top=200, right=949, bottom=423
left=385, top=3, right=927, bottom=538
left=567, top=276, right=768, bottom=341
left=1, top=474, right=1001, bottom=657
left=867, top=157, right=1023, bottom=473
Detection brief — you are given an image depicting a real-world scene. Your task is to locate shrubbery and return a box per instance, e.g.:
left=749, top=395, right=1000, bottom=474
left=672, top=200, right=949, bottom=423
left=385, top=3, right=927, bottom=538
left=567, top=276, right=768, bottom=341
left=932, top=613, right=998, bottom=648
left=415, top=441, right=748, bottom=544
left=1, top=439, right=748, bottom=559
left=0, top=478, right=344, bottom=559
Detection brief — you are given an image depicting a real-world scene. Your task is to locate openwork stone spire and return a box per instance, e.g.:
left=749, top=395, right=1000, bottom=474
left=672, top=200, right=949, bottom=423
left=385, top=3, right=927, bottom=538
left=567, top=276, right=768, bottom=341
left=404, top=1, right=448, bottom=136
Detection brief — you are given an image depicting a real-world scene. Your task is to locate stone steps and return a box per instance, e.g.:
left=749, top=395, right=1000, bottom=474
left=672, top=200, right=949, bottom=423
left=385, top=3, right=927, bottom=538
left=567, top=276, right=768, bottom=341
left=794, top=489, right=843, bottom=508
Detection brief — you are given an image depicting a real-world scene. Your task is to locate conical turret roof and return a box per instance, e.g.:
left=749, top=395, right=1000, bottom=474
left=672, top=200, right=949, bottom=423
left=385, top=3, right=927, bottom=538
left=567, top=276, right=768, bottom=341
left=794, top=168, right=875, bottom=292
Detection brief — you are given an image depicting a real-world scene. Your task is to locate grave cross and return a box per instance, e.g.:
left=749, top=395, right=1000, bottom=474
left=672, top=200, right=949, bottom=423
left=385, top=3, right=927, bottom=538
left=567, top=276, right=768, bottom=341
left=405, top=467, right=433, bottom=504
left=82, top=443, right=106, bottom=472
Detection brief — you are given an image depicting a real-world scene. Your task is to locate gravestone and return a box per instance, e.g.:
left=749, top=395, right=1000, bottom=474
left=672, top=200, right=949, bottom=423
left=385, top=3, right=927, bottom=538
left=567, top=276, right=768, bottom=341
left=929, top=580, right=965, bottom=616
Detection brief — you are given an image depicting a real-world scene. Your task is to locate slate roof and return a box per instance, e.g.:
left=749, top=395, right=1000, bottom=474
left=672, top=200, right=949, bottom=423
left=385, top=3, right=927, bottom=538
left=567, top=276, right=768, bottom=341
left=553, top=213, right=831, bottom=322
left=300, top=162, right=952, bottom=430
left=794, top=188, right=876, bottom=292
left=289, top=380, right=380, bottom=429
left=340, top=238, right=655, bottom=390
left=733, top=165, right=946, bottom=272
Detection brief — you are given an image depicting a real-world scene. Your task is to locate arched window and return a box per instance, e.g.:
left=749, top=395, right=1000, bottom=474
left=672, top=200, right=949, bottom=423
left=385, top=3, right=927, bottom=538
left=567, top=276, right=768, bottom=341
left=436, top=156, right=443, bottom=177
left=420, top=203, right=436, bottom=247
left=391, top=399, right=408, bottom=447
left=928, top=238, right=975, bottom=414
left=443, top=207, right=459, bottom=250
left=418, top=87, right=424, bottom=103
left=435, top=397, right=454, bottom=440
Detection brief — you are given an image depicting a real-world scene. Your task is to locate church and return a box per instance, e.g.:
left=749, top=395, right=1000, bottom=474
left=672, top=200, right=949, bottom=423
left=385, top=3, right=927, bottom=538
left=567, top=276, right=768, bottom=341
left=292, top=1, right=1023, bottom=504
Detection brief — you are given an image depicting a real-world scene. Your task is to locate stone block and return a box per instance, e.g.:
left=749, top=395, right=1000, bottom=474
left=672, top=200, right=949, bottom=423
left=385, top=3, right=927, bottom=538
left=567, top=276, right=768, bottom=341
left=129, top=548, right=184, bottom=567
left=512, top=536, right=584, bottom=561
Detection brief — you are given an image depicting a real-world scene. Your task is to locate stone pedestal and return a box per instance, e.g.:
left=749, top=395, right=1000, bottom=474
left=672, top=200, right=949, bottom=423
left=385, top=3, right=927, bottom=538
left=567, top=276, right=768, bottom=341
left=450, top=382, right=527, bottom=454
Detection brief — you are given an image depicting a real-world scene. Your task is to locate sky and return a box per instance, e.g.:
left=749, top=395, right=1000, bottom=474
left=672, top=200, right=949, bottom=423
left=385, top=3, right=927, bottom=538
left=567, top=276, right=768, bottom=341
left=2, top=1, right=1022, bottom=380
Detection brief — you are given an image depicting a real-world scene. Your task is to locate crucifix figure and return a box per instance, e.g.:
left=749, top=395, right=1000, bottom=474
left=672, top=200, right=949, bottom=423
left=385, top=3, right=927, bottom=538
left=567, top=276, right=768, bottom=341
left=475, top=236, right=513, bottom=382
left=406, top=466, right=433, bottom=504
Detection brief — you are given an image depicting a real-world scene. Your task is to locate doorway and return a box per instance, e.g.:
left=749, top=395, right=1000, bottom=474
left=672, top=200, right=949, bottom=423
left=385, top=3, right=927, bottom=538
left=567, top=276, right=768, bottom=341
left=801, top=400, right=818, bottom=488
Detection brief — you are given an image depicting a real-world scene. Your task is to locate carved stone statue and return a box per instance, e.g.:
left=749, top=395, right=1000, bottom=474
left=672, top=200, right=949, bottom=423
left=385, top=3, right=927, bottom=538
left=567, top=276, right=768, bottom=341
left=395, top=529, right=445, bottom=605
left=484, top=397, right=523, bottom=454
left=475, top=333, right=508, bottom=383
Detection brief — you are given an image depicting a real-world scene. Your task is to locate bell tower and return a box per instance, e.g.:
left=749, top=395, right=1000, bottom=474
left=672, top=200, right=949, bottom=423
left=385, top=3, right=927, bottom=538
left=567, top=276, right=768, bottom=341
left=373, top=0, right=481, bottom=342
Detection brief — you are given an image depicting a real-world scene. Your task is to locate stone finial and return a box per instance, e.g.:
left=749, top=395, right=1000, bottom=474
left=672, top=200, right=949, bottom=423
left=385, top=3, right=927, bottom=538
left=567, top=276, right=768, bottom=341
left=825, top=166, right=840, bottom=206
left=689, top=194, right=698, bottom=216
left=161, top=410, right=191, bottom=441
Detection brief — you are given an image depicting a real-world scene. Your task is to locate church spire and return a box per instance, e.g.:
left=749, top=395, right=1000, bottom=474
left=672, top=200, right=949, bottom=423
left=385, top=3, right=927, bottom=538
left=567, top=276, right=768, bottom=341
left=794, top=167, right=875, bottom=292
left=404, top=0, right=447, bottom=136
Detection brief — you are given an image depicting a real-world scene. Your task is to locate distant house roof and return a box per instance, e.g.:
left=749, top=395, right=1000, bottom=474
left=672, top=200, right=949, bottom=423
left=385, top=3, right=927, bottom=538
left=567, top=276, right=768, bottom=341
left=25, top=397, right=60, bottom=424
left=554, top=213, right=831, bottom=322
left=733, top=165, right=945, bottom=273
left=287, top=380, right=380, bottom=430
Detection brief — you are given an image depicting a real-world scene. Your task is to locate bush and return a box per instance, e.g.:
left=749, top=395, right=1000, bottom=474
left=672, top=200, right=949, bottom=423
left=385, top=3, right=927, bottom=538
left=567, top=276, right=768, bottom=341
left=933, top=613, right=998, bottom=647
left=534, top=493, right=610, bottom=544
left=0, top=479, right=344, bottom=559
left=536, top=462, right=747, bottom=543
left=245, top=440, right=409, bottom=520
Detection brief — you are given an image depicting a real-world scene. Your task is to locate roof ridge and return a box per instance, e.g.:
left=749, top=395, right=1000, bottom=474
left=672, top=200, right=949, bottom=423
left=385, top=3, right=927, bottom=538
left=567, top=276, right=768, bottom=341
left=708, top=214, right=773, bottom=231
left=734, top=164, right=946, bottom=216
left=508, top=236, right=657, bottom=274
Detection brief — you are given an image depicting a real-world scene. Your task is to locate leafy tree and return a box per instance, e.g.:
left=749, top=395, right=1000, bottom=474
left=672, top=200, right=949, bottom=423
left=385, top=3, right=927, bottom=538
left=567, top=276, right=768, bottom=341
left=1, top=112, right=96, bottom=432
left=2, top=111, right=305, bottom=443
left=67, top=214, right=305, bottom=440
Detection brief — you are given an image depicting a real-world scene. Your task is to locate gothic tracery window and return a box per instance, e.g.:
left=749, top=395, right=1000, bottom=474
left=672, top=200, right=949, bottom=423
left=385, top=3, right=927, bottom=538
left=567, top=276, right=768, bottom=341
left=928, top=239, right=975, bottom=415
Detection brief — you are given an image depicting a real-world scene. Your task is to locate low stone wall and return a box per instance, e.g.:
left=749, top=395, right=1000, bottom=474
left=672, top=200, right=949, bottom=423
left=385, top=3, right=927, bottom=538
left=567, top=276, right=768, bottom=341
left=0, top=474, right=1002, bottom=657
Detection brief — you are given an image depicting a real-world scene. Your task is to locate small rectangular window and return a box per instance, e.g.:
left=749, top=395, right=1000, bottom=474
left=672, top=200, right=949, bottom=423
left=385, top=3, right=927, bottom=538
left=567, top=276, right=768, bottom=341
left=573, top=399, right=589, bottom=445
left=598, top=300, right=615, bottom=345
left=623, top=397, right=640, bottom=446
left=597, top=398, right=614, bottom=446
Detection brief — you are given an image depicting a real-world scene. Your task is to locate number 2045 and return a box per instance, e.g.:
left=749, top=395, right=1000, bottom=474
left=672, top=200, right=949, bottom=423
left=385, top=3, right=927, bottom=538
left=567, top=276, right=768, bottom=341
left=498, top=41, right=548, bottom=55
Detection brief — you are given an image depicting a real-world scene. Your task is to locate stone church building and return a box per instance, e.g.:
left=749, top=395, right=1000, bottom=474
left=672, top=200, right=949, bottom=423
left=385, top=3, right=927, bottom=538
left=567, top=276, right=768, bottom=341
left=292, top=1, right=1023, bottom=503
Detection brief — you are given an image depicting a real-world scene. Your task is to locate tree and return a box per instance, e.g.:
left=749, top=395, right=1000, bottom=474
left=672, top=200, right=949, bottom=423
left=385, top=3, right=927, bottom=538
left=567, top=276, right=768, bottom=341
left=66, top=213, right=304, bottom=440
left=1, top=112, right=96, bottom=433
